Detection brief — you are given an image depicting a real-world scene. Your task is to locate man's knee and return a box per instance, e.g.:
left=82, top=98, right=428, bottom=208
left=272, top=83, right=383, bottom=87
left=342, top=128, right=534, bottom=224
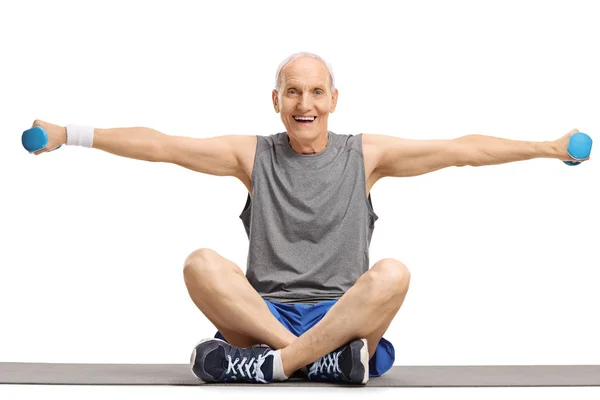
left=183, top=248, right=222, bottom=280
left=368, top=258, right=411, bottom=296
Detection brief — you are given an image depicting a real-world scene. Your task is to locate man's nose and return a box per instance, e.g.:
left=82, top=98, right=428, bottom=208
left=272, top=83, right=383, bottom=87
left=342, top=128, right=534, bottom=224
left=298, top=94, right=313, bottom=112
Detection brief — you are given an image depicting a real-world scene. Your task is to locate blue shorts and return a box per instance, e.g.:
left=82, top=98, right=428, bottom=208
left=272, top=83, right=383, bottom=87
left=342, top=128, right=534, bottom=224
left=214, top=299, right=395, bottom=377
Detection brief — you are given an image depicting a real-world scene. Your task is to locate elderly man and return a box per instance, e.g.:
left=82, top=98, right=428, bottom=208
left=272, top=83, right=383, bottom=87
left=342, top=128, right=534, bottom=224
left=30, top=51, right=587, bottom=385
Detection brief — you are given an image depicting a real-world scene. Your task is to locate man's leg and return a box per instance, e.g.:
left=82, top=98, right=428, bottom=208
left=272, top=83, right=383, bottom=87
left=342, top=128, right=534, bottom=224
left=183, top=248, right=297, bottom=349
left=279, top=258, right=410, bottom=376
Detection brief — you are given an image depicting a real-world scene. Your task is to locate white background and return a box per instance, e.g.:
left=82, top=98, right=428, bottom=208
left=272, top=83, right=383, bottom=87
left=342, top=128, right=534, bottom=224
left=1, top=0, right=599, bottom=399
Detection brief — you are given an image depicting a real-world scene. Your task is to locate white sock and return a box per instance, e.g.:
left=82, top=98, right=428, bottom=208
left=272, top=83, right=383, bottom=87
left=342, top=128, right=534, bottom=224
left=271, top=350, right=288, bottom=381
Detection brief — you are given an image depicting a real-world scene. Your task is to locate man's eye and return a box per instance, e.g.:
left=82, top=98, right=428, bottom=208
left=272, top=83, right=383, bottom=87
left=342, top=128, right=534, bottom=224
left=315, top=90, right=323, bottom=95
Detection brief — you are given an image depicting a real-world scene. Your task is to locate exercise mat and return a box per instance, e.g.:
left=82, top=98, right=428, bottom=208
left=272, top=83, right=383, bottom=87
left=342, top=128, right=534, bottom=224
left=1, top=363, right=599, bottom=387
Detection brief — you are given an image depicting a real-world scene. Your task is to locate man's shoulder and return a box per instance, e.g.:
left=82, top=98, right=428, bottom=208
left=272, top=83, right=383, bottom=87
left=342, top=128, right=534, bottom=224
left=230, top=132, right=285, bottom=179
left=360, top=133, right=391, bottom=154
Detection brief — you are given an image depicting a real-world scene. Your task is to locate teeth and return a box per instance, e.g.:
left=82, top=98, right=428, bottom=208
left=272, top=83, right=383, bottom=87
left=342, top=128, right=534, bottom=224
left=294, top=116, right=316, bottom=121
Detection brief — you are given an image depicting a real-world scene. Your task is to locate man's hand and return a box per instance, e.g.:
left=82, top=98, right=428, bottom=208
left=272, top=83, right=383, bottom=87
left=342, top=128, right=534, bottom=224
left=29, top=120, right=67, bottom=155
left=553, top=128, right=591, bottom=162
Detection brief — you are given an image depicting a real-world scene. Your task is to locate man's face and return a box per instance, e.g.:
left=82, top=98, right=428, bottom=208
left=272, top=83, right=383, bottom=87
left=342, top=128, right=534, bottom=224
left=272, top=57, right=338, bottom=139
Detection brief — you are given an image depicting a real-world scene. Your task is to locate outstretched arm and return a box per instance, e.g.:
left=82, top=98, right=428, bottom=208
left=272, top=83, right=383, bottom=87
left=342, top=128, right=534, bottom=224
left=370, top=129, right=584, bottom=178
left=28, top=120, right=249, bottom=178
left=94, top=127, right=252, bottom=177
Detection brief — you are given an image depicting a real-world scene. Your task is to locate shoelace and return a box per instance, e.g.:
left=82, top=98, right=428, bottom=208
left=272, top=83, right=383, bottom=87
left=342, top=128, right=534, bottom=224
left=225, top=351, right=271, bottom=383
left=308, top=350, right=342, bottom=377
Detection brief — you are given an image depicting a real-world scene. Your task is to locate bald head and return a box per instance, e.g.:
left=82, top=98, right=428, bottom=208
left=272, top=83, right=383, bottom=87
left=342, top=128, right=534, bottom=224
left=274, top=52, right=335, bottom=93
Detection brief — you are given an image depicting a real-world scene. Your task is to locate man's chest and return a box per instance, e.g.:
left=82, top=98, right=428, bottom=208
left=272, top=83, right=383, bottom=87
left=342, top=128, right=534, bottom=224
left=236, top=134, right=382, bottom=198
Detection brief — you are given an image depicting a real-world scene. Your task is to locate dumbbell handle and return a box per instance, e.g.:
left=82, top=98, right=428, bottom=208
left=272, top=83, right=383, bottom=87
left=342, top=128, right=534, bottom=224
left=22, top=126, right=62, bottom=153
left=564, top=132, right=593, bottom=166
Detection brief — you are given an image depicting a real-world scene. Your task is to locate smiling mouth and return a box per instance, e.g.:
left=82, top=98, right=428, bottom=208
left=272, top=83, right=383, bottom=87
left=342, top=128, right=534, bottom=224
left=293, top=116, right=317, bottom=124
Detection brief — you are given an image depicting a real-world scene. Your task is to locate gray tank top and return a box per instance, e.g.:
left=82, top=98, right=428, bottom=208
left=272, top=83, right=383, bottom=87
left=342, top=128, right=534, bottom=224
left=239, top=130, right=379, bottom=305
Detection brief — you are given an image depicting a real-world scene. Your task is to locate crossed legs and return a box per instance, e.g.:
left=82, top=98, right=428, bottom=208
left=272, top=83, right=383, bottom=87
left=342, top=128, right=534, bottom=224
left=183, top=248, right=410, bottom=377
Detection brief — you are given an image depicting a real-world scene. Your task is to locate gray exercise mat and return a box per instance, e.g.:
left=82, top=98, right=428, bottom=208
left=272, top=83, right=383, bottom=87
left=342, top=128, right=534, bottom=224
left=1, top=363, right=599, bottom=387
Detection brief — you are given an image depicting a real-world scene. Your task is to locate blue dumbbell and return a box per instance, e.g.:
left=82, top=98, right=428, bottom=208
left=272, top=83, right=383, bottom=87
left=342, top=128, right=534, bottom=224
left=564, top=132, right=592, bottom=166
left=22, top=126, right=62, bottom=153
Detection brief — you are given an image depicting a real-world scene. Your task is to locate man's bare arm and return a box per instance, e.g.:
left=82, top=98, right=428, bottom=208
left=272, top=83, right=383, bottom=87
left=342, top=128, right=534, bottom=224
left=161, top=133, right=252, bottom=177
left=92, top=127, right=168, bottom=162
left=92, top=127, right=249, bottom=177
left=368, top=131, right=579, bottom=178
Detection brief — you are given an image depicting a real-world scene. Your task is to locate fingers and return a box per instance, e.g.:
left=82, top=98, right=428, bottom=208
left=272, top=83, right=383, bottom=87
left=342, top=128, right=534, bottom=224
left=569, top=128, right=579, bottom=134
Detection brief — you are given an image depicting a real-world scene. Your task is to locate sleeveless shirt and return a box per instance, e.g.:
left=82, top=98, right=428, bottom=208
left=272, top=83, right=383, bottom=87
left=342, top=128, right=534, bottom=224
left=239, top=130, right=379, bottom=305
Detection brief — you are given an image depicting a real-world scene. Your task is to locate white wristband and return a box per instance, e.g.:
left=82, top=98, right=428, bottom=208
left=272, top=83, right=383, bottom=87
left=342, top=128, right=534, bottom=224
left=66, top=124, right=95, bottom=147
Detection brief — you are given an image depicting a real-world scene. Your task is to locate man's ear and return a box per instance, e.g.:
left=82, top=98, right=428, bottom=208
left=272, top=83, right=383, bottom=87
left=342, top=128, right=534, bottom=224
left=272, top=89, right=279, bottom=112
left=330, top=88, right=339, bottom=113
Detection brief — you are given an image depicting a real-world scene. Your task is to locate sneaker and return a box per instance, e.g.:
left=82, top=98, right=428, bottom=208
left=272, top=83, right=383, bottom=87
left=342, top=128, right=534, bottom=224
left=306, top=338, right=369, bottom=384
left=190, top=338, right=275, bottom=383
left=251, top=344, right=305, bottom=379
